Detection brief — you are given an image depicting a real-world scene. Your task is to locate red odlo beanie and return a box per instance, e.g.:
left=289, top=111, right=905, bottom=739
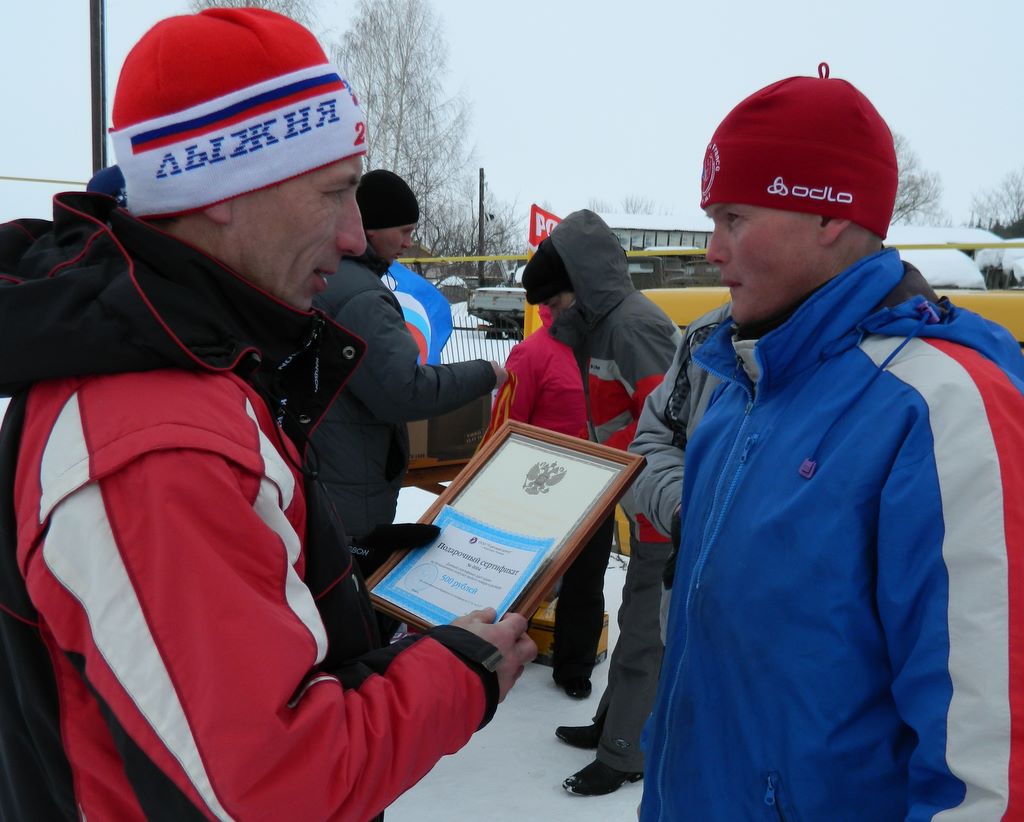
left=700, top=63, right=898, bottom=238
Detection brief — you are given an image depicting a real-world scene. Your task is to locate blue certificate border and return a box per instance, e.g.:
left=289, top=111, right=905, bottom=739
left=373, top=506, right=556, bottom=625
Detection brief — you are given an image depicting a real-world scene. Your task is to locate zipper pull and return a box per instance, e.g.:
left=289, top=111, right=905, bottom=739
left=306, top=315, right=324, bottom=348
left=740, top=433, right=758, bottom=463
left=764, top=774, right=777, bottom=807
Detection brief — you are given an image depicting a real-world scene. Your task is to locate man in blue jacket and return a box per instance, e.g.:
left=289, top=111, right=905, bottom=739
left=640, top=65, right=1024, bottom=820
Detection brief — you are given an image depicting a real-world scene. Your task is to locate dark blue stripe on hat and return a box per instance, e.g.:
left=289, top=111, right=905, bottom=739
left=130, top=72, right=343, bottom=150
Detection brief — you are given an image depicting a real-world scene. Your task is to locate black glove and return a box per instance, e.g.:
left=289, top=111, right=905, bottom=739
left=352, top=523, right=441, bottom=579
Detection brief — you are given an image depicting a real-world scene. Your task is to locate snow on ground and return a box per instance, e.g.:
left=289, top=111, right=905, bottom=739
left=388, top=559, right=640, bottom=822
left=390, top=488, right=643, bottom=821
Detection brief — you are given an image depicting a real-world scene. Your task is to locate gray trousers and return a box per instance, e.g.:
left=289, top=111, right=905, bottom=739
left=593, top=526, right=671, bottom=773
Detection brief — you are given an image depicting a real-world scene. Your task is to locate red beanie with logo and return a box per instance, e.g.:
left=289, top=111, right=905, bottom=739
left=700, top=64, right=897, bottom=238
left=111, top=8, right=366, bottom=218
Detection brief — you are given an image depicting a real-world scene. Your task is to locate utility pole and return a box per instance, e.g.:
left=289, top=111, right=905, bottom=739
left=90, top=0, right=108, bottom=173
left=477, top=168, right=485, bottom=285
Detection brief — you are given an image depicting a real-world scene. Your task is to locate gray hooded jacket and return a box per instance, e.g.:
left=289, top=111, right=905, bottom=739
left=546, top=210, right=681, bottom=533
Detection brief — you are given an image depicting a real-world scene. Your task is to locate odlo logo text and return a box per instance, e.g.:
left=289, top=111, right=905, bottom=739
left=767, top=176, right=853, bottom=204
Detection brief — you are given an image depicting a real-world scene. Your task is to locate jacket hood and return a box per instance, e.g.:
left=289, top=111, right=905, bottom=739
left=861, top=283, right=1024, bottom=375
left=546, top=209, right=633, bottom=349
left=549, top=210, right=632, bottom=322
left=0, top=192, right=365, bottom=436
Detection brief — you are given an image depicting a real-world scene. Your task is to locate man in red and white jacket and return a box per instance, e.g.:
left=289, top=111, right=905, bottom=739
left=521, top=210, right=680, bottom=796
left=0, top=9, right=534, bottom=822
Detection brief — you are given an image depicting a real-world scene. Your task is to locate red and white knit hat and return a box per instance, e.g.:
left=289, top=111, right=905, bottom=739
left=700, top=64, right=897, bottom=238
left=110, top=8, right=366, bottom=218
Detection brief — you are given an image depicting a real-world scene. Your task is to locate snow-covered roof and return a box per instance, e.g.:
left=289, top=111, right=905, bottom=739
left=884, top=225, right=1003, bottom=246
left=972, top=238, right=1024, bottom=272
left=897, top=248, right=985, bottom=289
left=886, top=226, right=1012, bottom=278
left=598, top=212, right=713, bottom=232
left=1003, top=246, right=1024, bottom=275
left=976, top=247, right=1006, bottom=270
left=436, top=275, right=468, bottom=288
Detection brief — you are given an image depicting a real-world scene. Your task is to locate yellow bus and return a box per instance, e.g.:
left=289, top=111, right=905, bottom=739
left=641, top=286, right=1024, bottom=346
left=605, top=285, right=1024, bottom=553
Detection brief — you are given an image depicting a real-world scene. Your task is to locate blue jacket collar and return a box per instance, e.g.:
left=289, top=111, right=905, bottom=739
left=695, top=248, right=905, bottom=395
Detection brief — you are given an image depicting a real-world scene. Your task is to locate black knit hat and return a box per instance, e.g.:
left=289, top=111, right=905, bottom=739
left=522, top=238, right=573, bottom=304
left=357, top=169, right=419, bottom=230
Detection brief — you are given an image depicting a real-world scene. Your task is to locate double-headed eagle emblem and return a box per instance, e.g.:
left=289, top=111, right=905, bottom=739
left=522, top=461, right=567, bottom=495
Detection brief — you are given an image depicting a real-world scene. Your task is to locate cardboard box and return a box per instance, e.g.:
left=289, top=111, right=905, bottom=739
left=408, top=393, right=491, bottom=467
left=527, top=598, right=609, bottom=668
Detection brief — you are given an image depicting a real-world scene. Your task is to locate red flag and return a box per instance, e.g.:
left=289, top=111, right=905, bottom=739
left=528, top=204, right=561, bottom=252
left=523, top=205, right=563, bottom=337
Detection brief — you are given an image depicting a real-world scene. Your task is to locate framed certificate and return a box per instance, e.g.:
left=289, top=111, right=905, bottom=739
left=368, top=421, right=644, bottom=630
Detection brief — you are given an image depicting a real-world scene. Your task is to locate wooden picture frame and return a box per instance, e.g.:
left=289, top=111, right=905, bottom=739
left=368, top=421, right=645, bottom=631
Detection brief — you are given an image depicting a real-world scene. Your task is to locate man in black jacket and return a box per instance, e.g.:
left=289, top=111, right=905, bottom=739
left=314, top=170, right=506, bottom=578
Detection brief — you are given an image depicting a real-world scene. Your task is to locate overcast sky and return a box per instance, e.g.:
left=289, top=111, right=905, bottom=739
left=2, top=0, right=1021, bottom=230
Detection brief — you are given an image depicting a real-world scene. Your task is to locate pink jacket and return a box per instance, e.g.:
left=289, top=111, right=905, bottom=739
left=504, top=307, right=587, bottom=438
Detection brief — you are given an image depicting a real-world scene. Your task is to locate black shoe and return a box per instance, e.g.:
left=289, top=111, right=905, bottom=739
left=562, top=760, right=642, bottom=796
left=557, top=676, right=591, bottom=699
left=554, top=722, right=602, bottom=749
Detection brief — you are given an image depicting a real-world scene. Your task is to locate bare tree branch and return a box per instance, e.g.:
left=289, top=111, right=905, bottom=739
left=971, top=167, right=1024, bottom=235
left=189, top=0, right=526, bottom=270
left=333, top=0, right=522, bottom=274
left=620, top=195, right=660, bottom=215
left=891, top=133, right=946, bottom=225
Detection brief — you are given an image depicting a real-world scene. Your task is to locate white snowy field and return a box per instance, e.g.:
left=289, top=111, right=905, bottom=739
left=387, top=488, right=644, bottom=822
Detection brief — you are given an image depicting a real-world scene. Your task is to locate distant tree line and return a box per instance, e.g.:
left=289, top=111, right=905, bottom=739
left=972, top=168, right=1024, bottom=238
left=190, top=0, right=524, bottom=284
left=191, top=0, right=1023, bottom=251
